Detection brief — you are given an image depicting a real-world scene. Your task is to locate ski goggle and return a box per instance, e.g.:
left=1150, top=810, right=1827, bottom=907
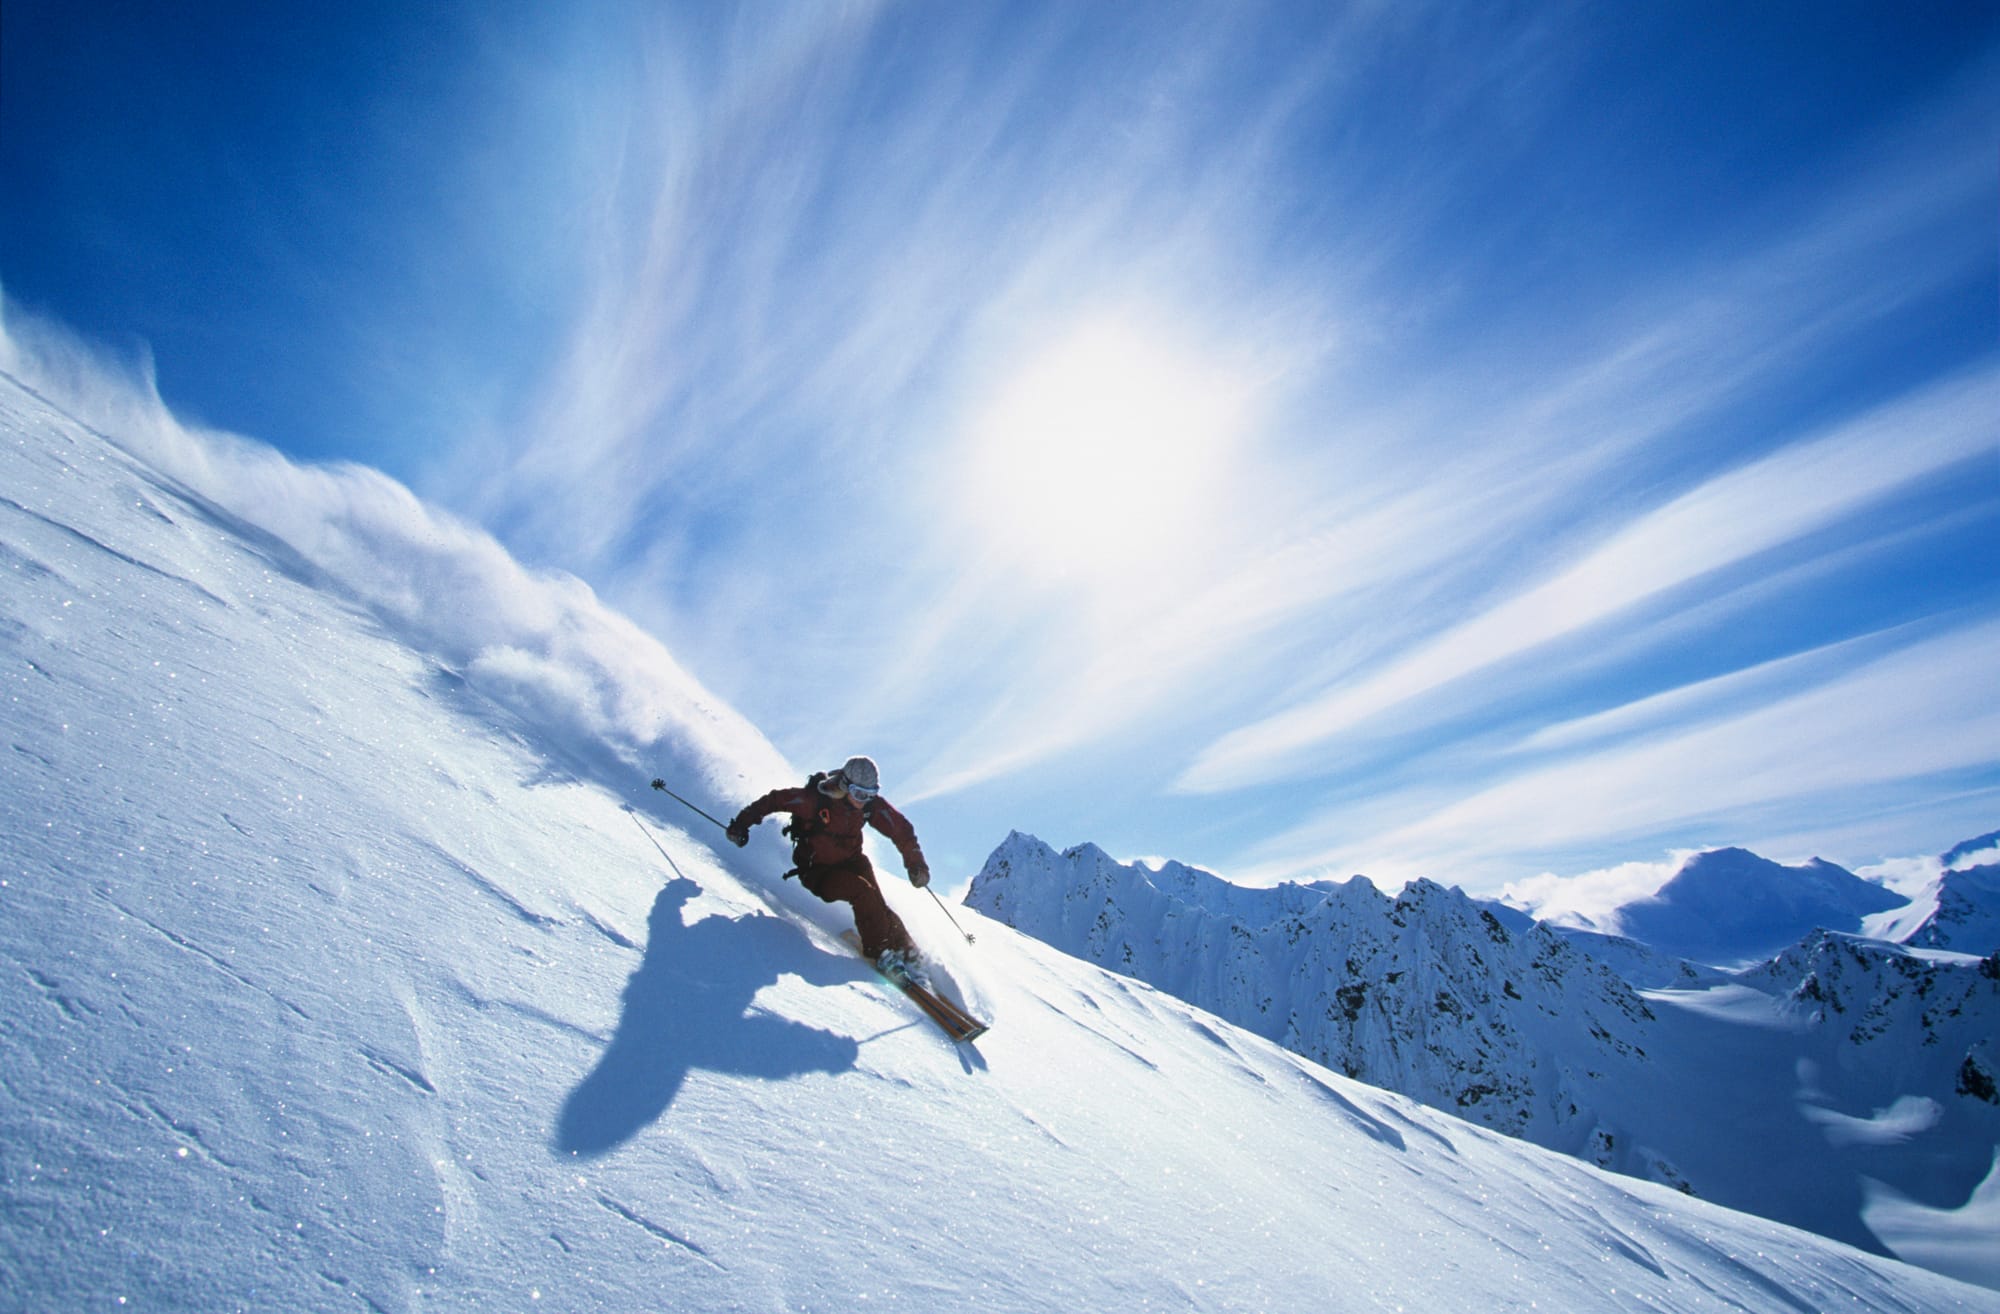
left=845, top=779, right=879, bottom=802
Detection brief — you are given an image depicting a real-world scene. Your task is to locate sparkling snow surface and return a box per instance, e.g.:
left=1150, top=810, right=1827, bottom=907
left=4, top=371, right=1995, bottom=1311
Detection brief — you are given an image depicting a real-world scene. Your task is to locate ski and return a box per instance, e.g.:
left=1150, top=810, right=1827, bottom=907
left=842, top=932, right=989, bottom=1043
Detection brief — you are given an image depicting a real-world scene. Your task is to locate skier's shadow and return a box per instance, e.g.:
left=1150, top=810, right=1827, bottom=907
left=555, top=877, right=860, bottom=1158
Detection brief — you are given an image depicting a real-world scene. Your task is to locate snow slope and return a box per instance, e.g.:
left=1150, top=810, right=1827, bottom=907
left=3, top=366, right=1995, bottom=1311
left=1552, top=928, right=1737, bottom=992
left=967, top=834, right=2000, bottom=1291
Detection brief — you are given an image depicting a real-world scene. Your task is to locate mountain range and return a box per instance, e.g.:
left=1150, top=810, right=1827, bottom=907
left=966, top=831, right=2000, bottom=1288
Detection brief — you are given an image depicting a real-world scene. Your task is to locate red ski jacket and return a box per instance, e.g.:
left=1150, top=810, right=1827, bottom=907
left=733, top=780, right=930, bottom=880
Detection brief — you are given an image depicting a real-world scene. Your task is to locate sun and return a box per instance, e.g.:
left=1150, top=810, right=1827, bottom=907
left=964, top=313, right=1251, bottom=586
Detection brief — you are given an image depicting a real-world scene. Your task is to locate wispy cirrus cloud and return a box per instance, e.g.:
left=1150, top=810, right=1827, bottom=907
left=1179, top=363, right=2000, bottom=795
left=1243, top=614, right=2000, bottom=887
left=6, top=2, right=1994, bottom=889
left=394, top=7, right=1994, bottom=878
left=425, top=5, right=1367, bottom=734
left=887, top=43, right=1997, bottom=816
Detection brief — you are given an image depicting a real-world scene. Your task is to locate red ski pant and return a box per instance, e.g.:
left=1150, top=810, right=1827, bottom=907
left=798, top=854, right=914, bottom=959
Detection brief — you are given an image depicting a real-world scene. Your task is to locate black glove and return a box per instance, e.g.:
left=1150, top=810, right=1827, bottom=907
left=909, top=865, right=931, bottom=889
left=726, top=821, right=750, bottom=848
left=650, top=779, right=665, bottom=790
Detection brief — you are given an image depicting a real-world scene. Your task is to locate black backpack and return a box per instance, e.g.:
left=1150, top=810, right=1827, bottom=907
left=781, top=771, right=874, bottom=878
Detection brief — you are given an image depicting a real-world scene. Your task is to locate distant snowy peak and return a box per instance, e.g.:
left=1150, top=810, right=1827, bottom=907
left=1902, top=835, right=2000, bottom=954
left=969, top=831, right=2000, bottom=1274
left=1942, top=828, right=2000, bottom=871
left=1610, top=846, right=1906, bottom=966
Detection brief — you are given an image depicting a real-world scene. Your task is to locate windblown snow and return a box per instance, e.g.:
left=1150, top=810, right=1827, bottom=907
left=3, top=348, right=1996, bottom=1311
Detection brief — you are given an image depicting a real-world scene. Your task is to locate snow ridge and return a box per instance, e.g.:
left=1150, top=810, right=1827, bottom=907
left=967, top=833, right=1670, bottom=1169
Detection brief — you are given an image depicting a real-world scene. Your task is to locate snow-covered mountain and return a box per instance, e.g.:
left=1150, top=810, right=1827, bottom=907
left=966, top=834, right=1664, bottom=1156
left=966, top=833, right=2000, bottom=1290
left=5, top=359, right=1997, bottom=1310
left=1895, top=831, right=2000, bottom=955
left=1740, top=931, right=1998, bottom=1114
left=1604, top=847, right=1908, bottom=967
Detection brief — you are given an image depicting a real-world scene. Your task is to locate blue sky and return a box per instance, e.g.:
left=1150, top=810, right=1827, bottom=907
left=5, top=1, right=1996, bottom=892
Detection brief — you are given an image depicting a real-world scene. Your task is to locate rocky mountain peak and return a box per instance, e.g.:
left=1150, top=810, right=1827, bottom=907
left=967, top=836, right=1663, bottom=1164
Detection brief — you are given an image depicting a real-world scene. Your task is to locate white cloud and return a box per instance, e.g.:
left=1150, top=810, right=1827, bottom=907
left=1512, top=630, right=1896, bottom=758
left=1180, top=364, right=2000, bottom=793
left=384, top=6, right=1997, bottom=845
left=1948, top=842, right=2000, bottom=872
left=1500, top=853, right=1697, bottom=929
left=1259, top=616, right=2000, bottom=883
left=16, top=10, right=1992, bottom=895
left=1855, top=855, right=1944, bottom=900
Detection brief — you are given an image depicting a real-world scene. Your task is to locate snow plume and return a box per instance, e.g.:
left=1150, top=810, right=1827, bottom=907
left=1860, top=853, right=1951, bottom=899
left=0, top=294, right=789, bottom=815
left=1499, top=852, right=1698, bottom=930
left=1945, top=832, right=2000, bottom=873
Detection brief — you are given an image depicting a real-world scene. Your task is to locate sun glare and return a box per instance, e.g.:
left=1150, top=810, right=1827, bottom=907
left=966, top=315, right=1250, bottom=586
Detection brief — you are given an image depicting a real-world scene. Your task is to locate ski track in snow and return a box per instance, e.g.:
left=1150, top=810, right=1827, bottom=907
left=4, top=372, right=1998, bottom=1310
left=593, top=1192, right=723, bottom=1270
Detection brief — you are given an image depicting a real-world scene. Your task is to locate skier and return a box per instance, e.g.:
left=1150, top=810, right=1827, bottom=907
left=726, top=756, right=932, bottom=974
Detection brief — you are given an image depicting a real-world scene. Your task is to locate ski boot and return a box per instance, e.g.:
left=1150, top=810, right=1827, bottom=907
left=873, top=947, right=930, bottom=988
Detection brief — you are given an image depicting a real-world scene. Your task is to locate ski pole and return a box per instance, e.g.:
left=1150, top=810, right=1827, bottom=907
left=650, top=778, right=728, bottom=831
left=927, top=887, right=976, bottom=944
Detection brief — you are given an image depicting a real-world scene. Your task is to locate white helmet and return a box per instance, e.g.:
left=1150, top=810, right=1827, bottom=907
left=837, top=755, right=880, bottom=799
